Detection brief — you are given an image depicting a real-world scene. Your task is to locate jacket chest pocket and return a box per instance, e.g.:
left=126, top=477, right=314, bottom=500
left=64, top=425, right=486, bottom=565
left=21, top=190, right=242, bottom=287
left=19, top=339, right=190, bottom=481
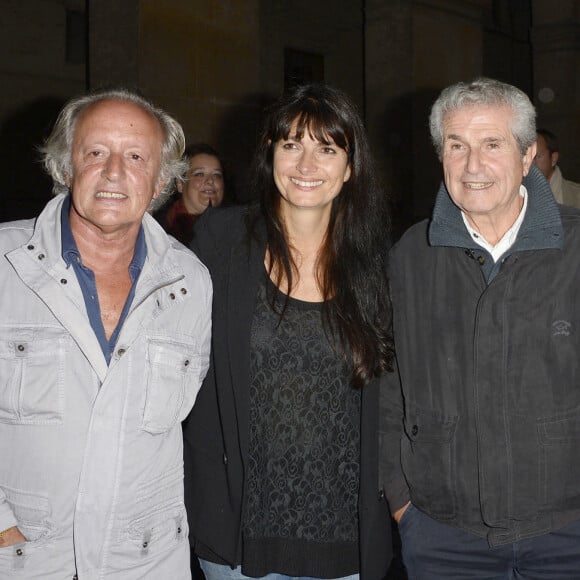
left=142, top=337, right=202, bottom=434
left=0, top=326, right=68, bottom=425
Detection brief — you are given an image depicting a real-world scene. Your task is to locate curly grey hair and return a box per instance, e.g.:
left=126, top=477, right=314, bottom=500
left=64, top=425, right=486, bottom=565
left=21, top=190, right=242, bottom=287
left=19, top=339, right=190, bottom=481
left=429, top=77, right=536, bottom=160
left=40, top=87, right=187, bottom=210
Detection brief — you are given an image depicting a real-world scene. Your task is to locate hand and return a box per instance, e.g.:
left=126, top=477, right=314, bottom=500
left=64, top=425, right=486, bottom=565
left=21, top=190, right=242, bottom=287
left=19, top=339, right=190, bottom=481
left=393, top=501, right=411, bottom=523
left=0, top=527, right=26, bottom=547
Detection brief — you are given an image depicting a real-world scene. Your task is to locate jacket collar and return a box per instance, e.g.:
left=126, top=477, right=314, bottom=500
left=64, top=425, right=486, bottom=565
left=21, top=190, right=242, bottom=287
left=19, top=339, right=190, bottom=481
left=428, top=164, right=563, bottom=253
left=8, top=194, right=190, bottom=380
left=60, top=195, right=147, bottom=282
left=226, top=210, right=267, bottom=460
left=24, top=194, right=176, bottom=279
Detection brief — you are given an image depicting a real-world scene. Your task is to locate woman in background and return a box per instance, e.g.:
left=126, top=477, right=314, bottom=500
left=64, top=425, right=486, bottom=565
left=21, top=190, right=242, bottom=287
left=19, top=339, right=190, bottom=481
left=184, top=83, right=394, bottom=580
left=154, top=143, right=230, bottom=245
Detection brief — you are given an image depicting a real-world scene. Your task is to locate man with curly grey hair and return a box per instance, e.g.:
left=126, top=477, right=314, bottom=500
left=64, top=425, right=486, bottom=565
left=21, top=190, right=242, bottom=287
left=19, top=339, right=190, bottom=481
left=0, top=88, right=212, bottom=579
left=380, top=77, right=580, bottom=578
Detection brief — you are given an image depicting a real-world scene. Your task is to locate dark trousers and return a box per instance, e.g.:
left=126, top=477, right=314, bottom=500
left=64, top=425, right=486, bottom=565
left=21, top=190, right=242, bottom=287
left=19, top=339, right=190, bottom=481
left=399, top=504, right=580, bottom=579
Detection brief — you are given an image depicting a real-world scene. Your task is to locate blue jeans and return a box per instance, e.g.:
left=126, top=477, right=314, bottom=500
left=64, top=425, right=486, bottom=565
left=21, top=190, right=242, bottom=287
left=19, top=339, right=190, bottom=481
left=198, top=559, right=359, bottom=580
left=399, top=503, right=580, bottom=579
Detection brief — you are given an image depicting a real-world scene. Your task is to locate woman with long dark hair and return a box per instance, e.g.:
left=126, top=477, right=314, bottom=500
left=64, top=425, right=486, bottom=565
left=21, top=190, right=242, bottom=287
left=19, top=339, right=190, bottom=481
left=183, top=83, right=394, bottom=580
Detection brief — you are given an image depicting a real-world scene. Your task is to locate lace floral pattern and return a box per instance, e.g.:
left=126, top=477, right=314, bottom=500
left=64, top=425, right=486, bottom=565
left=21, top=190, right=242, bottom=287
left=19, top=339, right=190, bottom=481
left=243, top=277, right=361, bottom=545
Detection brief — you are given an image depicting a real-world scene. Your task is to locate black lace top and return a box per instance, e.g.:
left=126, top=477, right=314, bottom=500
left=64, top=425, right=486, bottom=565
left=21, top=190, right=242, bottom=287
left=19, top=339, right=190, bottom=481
left=241, top=273, right=361, bottom=577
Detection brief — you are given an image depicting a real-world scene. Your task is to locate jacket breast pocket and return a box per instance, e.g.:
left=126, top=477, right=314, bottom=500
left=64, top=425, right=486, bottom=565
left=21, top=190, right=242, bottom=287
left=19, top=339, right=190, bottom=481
left=401, top=406, right=458, bottom=518
left=142, top=337, right=202, bottom=434
left=0, top=326, right=68, bottom=425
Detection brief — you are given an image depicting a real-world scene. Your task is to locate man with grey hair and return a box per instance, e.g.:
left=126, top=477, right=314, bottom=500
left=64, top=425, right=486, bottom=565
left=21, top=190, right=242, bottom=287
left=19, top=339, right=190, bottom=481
left=0, top=88, right=211, bottom=578
left=380, top=77, right=580, bottom=578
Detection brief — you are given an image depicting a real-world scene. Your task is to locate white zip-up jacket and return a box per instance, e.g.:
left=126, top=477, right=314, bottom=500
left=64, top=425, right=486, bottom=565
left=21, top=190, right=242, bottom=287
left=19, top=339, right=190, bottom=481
left=0, top=194, right=212, bottom=579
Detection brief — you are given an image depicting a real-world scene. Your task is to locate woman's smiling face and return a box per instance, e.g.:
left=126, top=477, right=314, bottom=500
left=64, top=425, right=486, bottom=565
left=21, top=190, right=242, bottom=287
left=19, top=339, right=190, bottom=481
left=273, top=120, right=351, bottom=216
left=178, top=153, right=225, bottom=215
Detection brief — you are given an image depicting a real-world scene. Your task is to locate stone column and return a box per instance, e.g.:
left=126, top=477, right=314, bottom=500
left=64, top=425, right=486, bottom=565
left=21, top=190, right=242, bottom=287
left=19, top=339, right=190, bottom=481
left=364, top=0, right=414, bottom=236
left=532, top=0, right=580, bottom=180
left=88, top=0, right=140, bottom=88
left=365, top=0, right=490, bottom=234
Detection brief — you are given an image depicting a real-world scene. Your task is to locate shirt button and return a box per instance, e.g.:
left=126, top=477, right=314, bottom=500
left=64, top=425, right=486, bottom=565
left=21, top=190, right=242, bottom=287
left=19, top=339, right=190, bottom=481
left=117, top=348, right=126, bottom=357
left=411, top=425, right=419, bottom=436
left=169, top=293, right=176, bottom=300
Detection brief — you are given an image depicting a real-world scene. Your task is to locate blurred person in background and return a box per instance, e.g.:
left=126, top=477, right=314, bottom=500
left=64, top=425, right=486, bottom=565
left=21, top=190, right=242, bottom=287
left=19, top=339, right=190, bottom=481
left=533, top=128, right=580, bottom=207
left=154, top=143, right=231, bottom=245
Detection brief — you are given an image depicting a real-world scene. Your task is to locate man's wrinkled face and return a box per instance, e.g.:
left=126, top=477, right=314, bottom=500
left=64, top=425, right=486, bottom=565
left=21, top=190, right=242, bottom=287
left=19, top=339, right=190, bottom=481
left=441, top=104, right=535, bottom=227
left=67, top=99, right=165, bottom=236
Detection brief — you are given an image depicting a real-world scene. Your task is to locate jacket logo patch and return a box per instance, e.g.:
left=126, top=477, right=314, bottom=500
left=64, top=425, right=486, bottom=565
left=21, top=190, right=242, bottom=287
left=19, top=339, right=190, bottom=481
left=552, top=320, right=572, bottom=337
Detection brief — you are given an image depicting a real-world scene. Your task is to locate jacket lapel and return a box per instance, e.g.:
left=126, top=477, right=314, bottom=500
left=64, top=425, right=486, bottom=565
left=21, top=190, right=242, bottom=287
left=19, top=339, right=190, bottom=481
left=7, top=245, right=109, bottom=382
left=225, top=227, right=266, bottom=462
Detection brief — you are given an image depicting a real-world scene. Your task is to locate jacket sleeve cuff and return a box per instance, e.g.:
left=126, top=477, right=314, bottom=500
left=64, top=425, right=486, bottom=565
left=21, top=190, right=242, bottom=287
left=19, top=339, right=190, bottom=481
left=380, top=455, right=411, bottom=512
left=378, top=362, right=410, bottom=514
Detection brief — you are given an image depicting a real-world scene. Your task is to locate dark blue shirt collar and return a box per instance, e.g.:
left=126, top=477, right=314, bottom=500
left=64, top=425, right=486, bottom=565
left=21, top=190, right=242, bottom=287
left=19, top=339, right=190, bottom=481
left=60, top=195, right=147, bottom=280
left=59, top=195, right=147, bottom=363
